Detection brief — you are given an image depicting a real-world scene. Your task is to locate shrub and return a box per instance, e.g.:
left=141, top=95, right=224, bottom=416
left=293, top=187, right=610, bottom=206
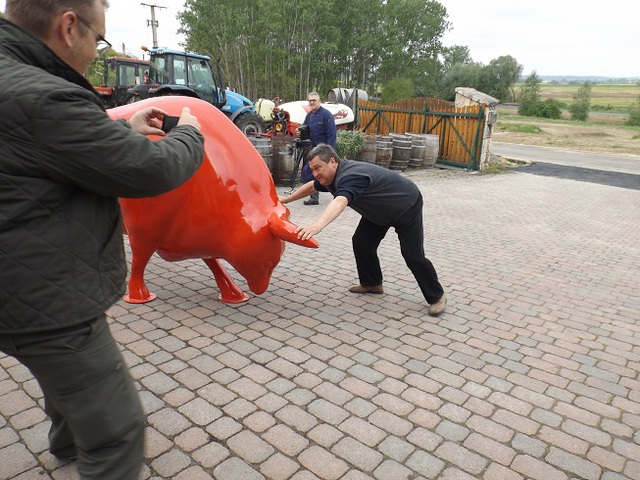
left=518, top=71, right=542, bottom=116
left=336, top=130, right=365, bottom=159
left=381, top=78, right=414, bottom=105
left=570, top=81, right=592, bottom=121
left=532, top=99, right=562, bottom=119
left=627, top=96, right=640, bottom=126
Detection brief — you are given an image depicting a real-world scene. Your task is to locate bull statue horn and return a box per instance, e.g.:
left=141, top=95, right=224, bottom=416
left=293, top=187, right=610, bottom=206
left=269, top=213, right=319, bottom=248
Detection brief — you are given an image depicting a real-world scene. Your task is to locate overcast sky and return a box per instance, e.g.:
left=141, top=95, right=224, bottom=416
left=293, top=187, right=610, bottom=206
left=1, top=1, right=637, bottom=78
left=439, top=0, right=638, bottom=78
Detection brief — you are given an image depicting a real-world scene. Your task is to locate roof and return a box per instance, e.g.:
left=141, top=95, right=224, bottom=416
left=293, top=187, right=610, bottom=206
left=146, top=48, right=210, bottom=61
left=455, top=87, right=500, bottom=107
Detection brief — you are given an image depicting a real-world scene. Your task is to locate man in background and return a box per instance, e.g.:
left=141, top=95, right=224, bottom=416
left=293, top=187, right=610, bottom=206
left=299, top=91, right=337, bottom=205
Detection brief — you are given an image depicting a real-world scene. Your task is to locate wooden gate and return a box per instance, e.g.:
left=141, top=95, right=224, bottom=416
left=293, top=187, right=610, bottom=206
left=355, top=97, right=486, bottom=171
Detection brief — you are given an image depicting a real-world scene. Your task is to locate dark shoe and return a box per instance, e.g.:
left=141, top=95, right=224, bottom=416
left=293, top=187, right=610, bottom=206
left=349, top=284, right=384, bottom=294
left=51, top=445, right=77, bottom=462
left=53, top=452, right=77, bottom=462
left=303, top=198, right=319, bottom=205
left=428, top=294, right=447, bottom=316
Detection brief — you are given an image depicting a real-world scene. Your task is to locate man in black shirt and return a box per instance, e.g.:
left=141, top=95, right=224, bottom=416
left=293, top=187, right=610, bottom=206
left=280, top=144, right=446, bottom=316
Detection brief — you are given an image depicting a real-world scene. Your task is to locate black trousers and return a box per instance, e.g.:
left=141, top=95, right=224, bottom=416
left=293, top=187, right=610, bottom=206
left=0, top=315, right=144, bottom=479
left=352, top=195, right=444, bottom=304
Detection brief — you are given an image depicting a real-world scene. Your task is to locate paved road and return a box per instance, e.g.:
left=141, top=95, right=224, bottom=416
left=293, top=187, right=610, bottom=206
left=493, top=142, right=640, bottom=174
left=1, top=168, right=639, bottom=480
left=493, top=142, right=640, bottom=191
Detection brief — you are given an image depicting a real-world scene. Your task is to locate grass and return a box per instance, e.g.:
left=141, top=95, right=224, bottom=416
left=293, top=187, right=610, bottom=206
left=479, top=161, right=508, bottom=174
left=497, top=123, right=544, bottom=134
left=514, top=82, right=640, bottom=114
left=496, top=108, right=637, bottom=127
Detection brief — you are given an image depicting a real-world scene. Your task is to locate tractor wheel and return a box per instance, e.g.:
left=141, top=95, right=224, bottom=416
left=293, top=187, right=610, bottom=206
left=234, top=113, right=267, bottom=136
left=124, top=93, right=142, bottom=105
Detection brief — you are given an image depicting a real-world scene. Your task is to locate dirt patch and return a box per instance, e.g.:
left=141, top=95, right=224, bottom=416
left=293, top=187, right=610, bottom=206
left=493, top=117, right=639, bottom=157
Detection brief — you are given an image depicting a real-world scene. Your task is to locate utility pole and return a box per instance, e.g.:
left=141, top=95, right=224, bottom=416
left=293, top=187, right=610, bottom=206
left=141, top=3, right=167, bottom=48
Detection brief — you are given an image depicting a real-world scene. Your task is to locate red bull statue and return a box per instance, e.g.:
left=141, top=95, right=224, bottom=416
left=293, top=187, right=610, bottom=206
left=107, top=97, right=318, bottom=304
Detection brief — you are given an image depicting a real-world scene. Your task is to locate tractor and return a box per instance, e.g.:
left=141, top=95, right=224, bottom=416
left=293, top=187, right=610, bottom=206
left=94, top=56, right=150, bottom=109
left=123, top=47, right=266, bottom=135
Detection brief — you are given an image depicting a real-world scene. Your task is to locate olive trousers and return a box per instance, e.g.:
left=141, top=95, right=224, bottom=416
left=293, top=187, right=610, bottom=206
left=0, top=314, right=144, bottom=479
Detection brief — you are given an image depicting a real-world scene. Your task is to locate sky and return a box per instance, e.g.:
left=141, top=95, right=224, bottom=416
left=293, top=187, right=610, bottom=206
left=0, top=1, right=637, bottom=78
left=438, top=0, right=638, bottom=78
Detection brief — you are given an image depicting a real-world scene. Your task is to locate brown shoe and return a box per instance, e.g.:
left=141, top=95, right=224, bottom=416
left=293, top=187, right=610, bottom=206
left=428, top=294, right=447, bottom=316
left=348, top=284, right=384, bottom=294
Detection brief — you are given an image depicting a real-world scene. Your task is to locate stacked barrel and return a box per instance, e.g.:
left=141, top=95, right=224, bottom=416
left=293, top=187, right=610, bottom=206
left=375, top=136, right=393, bottom=168
left=354, top=133, right=440, bottom=171
left=248, top=135, right=296, bottom=187
left=354, top=135, right=377, bottom=163
left=249, top=136, right=273, bottom=172
left=250, top=132, right=439, bottom=187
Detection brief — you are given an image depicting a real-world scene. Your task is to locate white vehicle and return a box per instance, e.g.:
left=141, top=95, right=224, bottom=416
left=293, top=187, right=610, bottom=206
left=255, top=99, right=355, bottom=136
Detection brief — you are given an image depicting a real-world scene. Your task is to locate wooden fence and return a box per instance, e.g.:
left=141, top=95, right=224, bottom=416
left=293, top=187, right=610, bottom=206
left=355, top=97, right=487, bottom=170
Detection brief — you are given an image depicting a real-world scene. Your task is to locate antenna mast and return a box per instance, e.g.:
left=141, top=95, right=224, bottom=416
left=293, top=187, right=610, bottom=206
left=141, top=3, right=167, bottom=48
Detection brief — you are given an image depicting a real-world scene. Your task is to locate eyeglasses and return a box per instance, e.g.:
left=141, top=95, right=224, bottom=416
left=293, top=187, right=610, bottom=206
left=74, top=12, right=112, bottom=54
left=308, top=99, right=318, bottom=103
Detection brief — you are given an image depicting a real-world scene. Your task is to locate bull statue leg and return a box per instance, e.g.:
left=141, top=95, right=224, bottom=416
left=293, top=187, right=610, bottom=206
left=123, top=240, right=157, bottom=304
left=203, top=258, right=250, bottom=303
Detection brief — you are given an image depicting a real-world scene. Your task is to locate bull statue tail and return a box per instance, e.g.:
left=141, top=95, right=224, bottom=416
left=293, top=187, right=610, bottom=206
left=269, top=213, right=319, bottom=248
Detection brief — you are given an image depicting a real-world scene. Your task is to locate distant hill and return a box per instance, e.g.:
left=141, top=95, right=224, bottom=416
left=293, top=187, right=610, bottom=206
left=521, top=75, right=639, bottom=83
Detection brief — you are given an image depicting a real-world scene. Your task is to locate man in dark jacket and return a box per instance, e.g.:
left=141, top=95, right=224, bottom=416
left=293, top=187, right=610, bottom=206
left=280, top=144, right=447, bottom=316
left=0, top=1, right=205, bottom=479
left=299, top=91, right=337, bottom=205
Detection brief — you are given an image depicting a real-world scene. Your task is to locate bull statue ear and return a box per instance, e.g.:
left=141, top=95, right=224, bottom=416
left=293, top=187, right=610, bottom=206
left=268, top=213, right=319, bottom=248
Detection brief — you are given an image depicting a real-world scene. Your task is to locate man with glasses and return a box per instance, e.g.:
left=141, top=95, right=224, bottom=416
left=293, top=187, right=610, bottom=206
left=0, top=1, right=204, bottom=479
left=298, top=91, right=337, bottom=205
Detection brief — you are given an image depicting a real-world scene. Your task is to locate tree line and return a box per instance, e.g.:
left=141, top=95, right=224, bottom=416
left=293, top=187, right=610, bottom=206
left=176, top=0, right=523, bottom=104
left=0, top=2, right=525, bottom=105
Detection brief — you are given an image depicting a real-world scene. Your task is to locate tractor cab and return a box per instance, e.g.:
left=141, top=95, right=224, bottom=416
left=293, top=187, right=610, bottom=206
left=125, top=47, right=226, bottom=109
left=94, top=57, right=149, bottom=108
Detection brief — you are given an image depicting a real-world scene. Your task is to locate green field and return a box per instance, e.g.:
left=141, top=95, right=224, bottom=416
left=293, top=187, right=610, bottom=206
left=514, top=81, right=640, bottom=114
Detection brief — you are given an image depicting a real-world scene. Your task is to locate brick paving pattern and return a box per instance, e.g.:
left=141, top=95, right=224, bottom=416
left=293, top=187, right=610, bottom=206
left=1, top=168, right=639, bottom=479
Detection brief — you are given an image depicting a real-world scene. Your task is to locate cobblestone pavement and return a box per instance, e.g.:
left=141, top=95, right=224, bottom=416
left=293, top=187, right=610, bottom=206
left=1, top=168, right=639, bottom=480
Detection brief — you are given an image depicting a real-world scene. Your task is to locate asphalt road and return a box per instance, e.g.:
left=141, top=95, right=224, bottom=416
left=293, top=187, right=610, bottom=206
left=492, top=142, right=640, bottom=190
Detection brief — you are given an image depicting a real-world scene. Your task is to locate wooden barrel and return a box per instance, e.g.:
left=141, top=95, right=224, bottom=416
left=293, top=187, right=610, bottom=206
left=249, top=136, right=273, bottom=172
left=356, top=135, right=377, bottom=163
left=270, top=136, right=295, bottom=186
left=272, top=150, right=295, bottom=186
left=423, top=134, right=439, bottom=168
left=390, top=135, right=411, bottom=171
left=407, top=134, right=426, bottom=166
left=375, top=147, right=392, bottom=168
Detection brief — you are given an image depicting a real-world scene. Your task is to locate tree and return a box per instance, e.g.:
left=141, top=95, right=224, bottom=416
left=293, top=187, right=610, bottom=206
left=627, top=95, right=640, bottom=126
left=570, top=81, right=592, bottom=121
left=480, top=56, right=522, bottom=101
left=518, top=71, right=542, bottom=116
left=438, top=62, right=483, bottom=101
left=441, top=45, right=473, bottom=73
left=381, top=78, right=414, bottom=104
left=177, top=0, right=451, bottom=101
